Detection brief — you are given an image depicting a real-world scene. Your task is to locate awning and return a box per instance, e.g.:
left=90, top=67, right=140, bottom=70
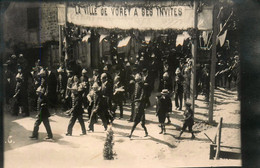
left=117, top=36, right=131, bottom=48
left=82, top=35, right=91, bottom=42
left=99, top=34, right=108, bottom=43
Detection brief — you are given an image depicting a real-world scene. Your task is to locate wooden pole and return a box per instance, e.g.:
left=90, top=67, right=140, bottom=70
left=215, top=117, right=223, bottom=160
left=58, top=25, right=62, bottom=64
left=191, top=0, right=198, bottom=113
left=209, top=3, right=218, bottom=124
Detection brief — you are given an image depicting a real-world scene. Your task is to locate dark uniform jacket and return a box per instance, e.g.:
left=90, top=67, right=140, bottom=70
left=70, top=93, right=84, bottom=117
left=80, top=76, right=90, bottom=95
left=37, top=96, right=51, bottom=119
left=156, top=94, right=172, bottom=115
left=113, top=81, right=124, bottom=103
left=101, top=81, right=113, bottom=99
left=92, top=90, right=108, bottom=113
left=184, top=108, right=194, bottom=126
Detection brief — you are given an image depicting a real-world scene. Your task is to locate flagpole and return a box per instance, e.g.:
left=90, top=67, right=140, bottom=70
left=191, top=0, right=198, bottom=115
left=208, top=2, right=219, bottom=124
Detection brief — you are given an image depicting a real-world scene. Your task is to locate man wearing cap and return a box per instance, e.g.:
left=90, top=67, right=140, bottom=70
left=88, top=82, right=108, bottom=132
left=66, top=76, right=87, bottom=136
left=57, top=66, right=67, bottom=109
left=30, top=85, right=53, bottom=140
left=156, top=89, right=172, bottom=134
left=65, top=70, right=73, bottom=110
left=12, top=73, right=25, bottom=116
left=177, top=101, right=195, bottom=139
left=80, top=69, right=90, bottom=109
left=128, top=73, right=148, bottom=138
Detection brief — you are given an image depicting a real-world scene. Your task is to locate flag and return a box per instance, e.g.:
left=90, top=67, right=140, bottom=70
left=218, top=30, right=227, bottom=47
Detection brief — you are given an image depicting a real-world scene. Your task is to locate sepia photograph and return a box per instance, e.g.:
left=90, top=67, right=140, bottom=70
left=1, top=0, right=259, bottom=167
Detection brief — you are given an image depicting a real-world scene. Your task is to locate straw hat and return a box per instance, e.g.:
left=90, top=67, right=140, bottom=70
left=161, top=89, right=169, bottom=94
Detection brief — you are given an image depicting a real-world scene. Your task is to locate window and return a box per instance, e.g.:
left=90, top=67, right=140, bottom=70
left=27, top=8, right=39, bottom=29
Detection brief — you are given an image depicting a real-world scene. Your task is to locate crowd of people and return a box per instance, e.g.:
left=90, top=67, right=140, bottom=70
left=3, top=48, right=240, bottom=140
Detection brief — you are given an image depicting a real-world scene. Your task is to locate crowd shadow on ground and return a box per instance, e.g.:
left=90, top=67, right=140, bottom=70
left=4, top=120, right=63, bottom=152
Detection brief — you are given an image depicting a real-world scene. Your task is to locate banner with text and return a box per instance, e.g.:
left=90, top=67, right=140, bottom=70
left=67, top=5, right=213, bottom=30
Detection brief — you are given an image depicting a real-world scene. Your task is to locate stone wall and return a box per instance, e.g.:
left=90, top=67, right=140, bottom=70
left=4, top=2, right=59, bottom=52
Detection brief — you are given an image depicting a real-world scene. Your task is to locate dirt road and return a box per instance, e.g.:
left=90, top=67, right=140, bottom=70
left=4, top=88, right=241, bottom=168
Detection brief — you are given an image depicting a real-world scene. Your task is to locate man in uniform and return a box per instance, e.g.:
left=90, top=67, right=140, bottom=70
left=65, top=70, right=73, bottom=110
left=65, top=76, right=87, bottom=136
left=88, top=83, right=108, bottom=132
left=128, top=73, right=148, bottom=138
left=88, top=82, right=108, bottom=132
left=12, top=72, right=24, bottom=116
left=57, top=66, right=67, bottom=110
left=80, top=69, right=90, bottom=109
left=30, top=85, right=53, bottom=140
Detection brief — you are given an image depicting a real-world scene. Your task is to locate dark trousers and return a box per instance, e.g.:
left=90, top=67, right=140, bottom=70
left=175, top=92, right=183, bottom=110
left=130, top=113, right=148, bottom=135
left=67, top=114, right=86, bottom=134
left=32, top=117, right=53, bottom=138
left=13, top=98, right=28, bottom=116
left=112, top=101, right=123, bottom=118
left=89, top=110, right=108, bottom=131
left=130, top=101, right=135, bottom=121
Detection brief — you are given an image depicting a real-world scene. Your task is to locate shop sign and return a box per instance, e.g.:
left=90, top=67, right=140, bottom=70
left=67, top=5, right=213, bottom=30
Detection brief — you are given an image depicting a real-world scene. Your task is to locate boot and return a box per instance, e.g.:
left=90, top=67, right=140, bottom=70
left=163, top=125, right=166, bottom=135
left=191, top=133, right=195, bottom=139
left=177, top=131, right=183, bottom=139
left=144, top=127, right=149, bottom=137
left=159, top=124, right=163, bottom=134
left=167, top=117, right=171, bottom=124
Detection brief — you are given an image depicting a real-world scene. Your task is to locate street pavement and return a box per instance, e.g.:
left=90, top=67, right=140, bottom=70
left=3, top=88, right=241, bottom=168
